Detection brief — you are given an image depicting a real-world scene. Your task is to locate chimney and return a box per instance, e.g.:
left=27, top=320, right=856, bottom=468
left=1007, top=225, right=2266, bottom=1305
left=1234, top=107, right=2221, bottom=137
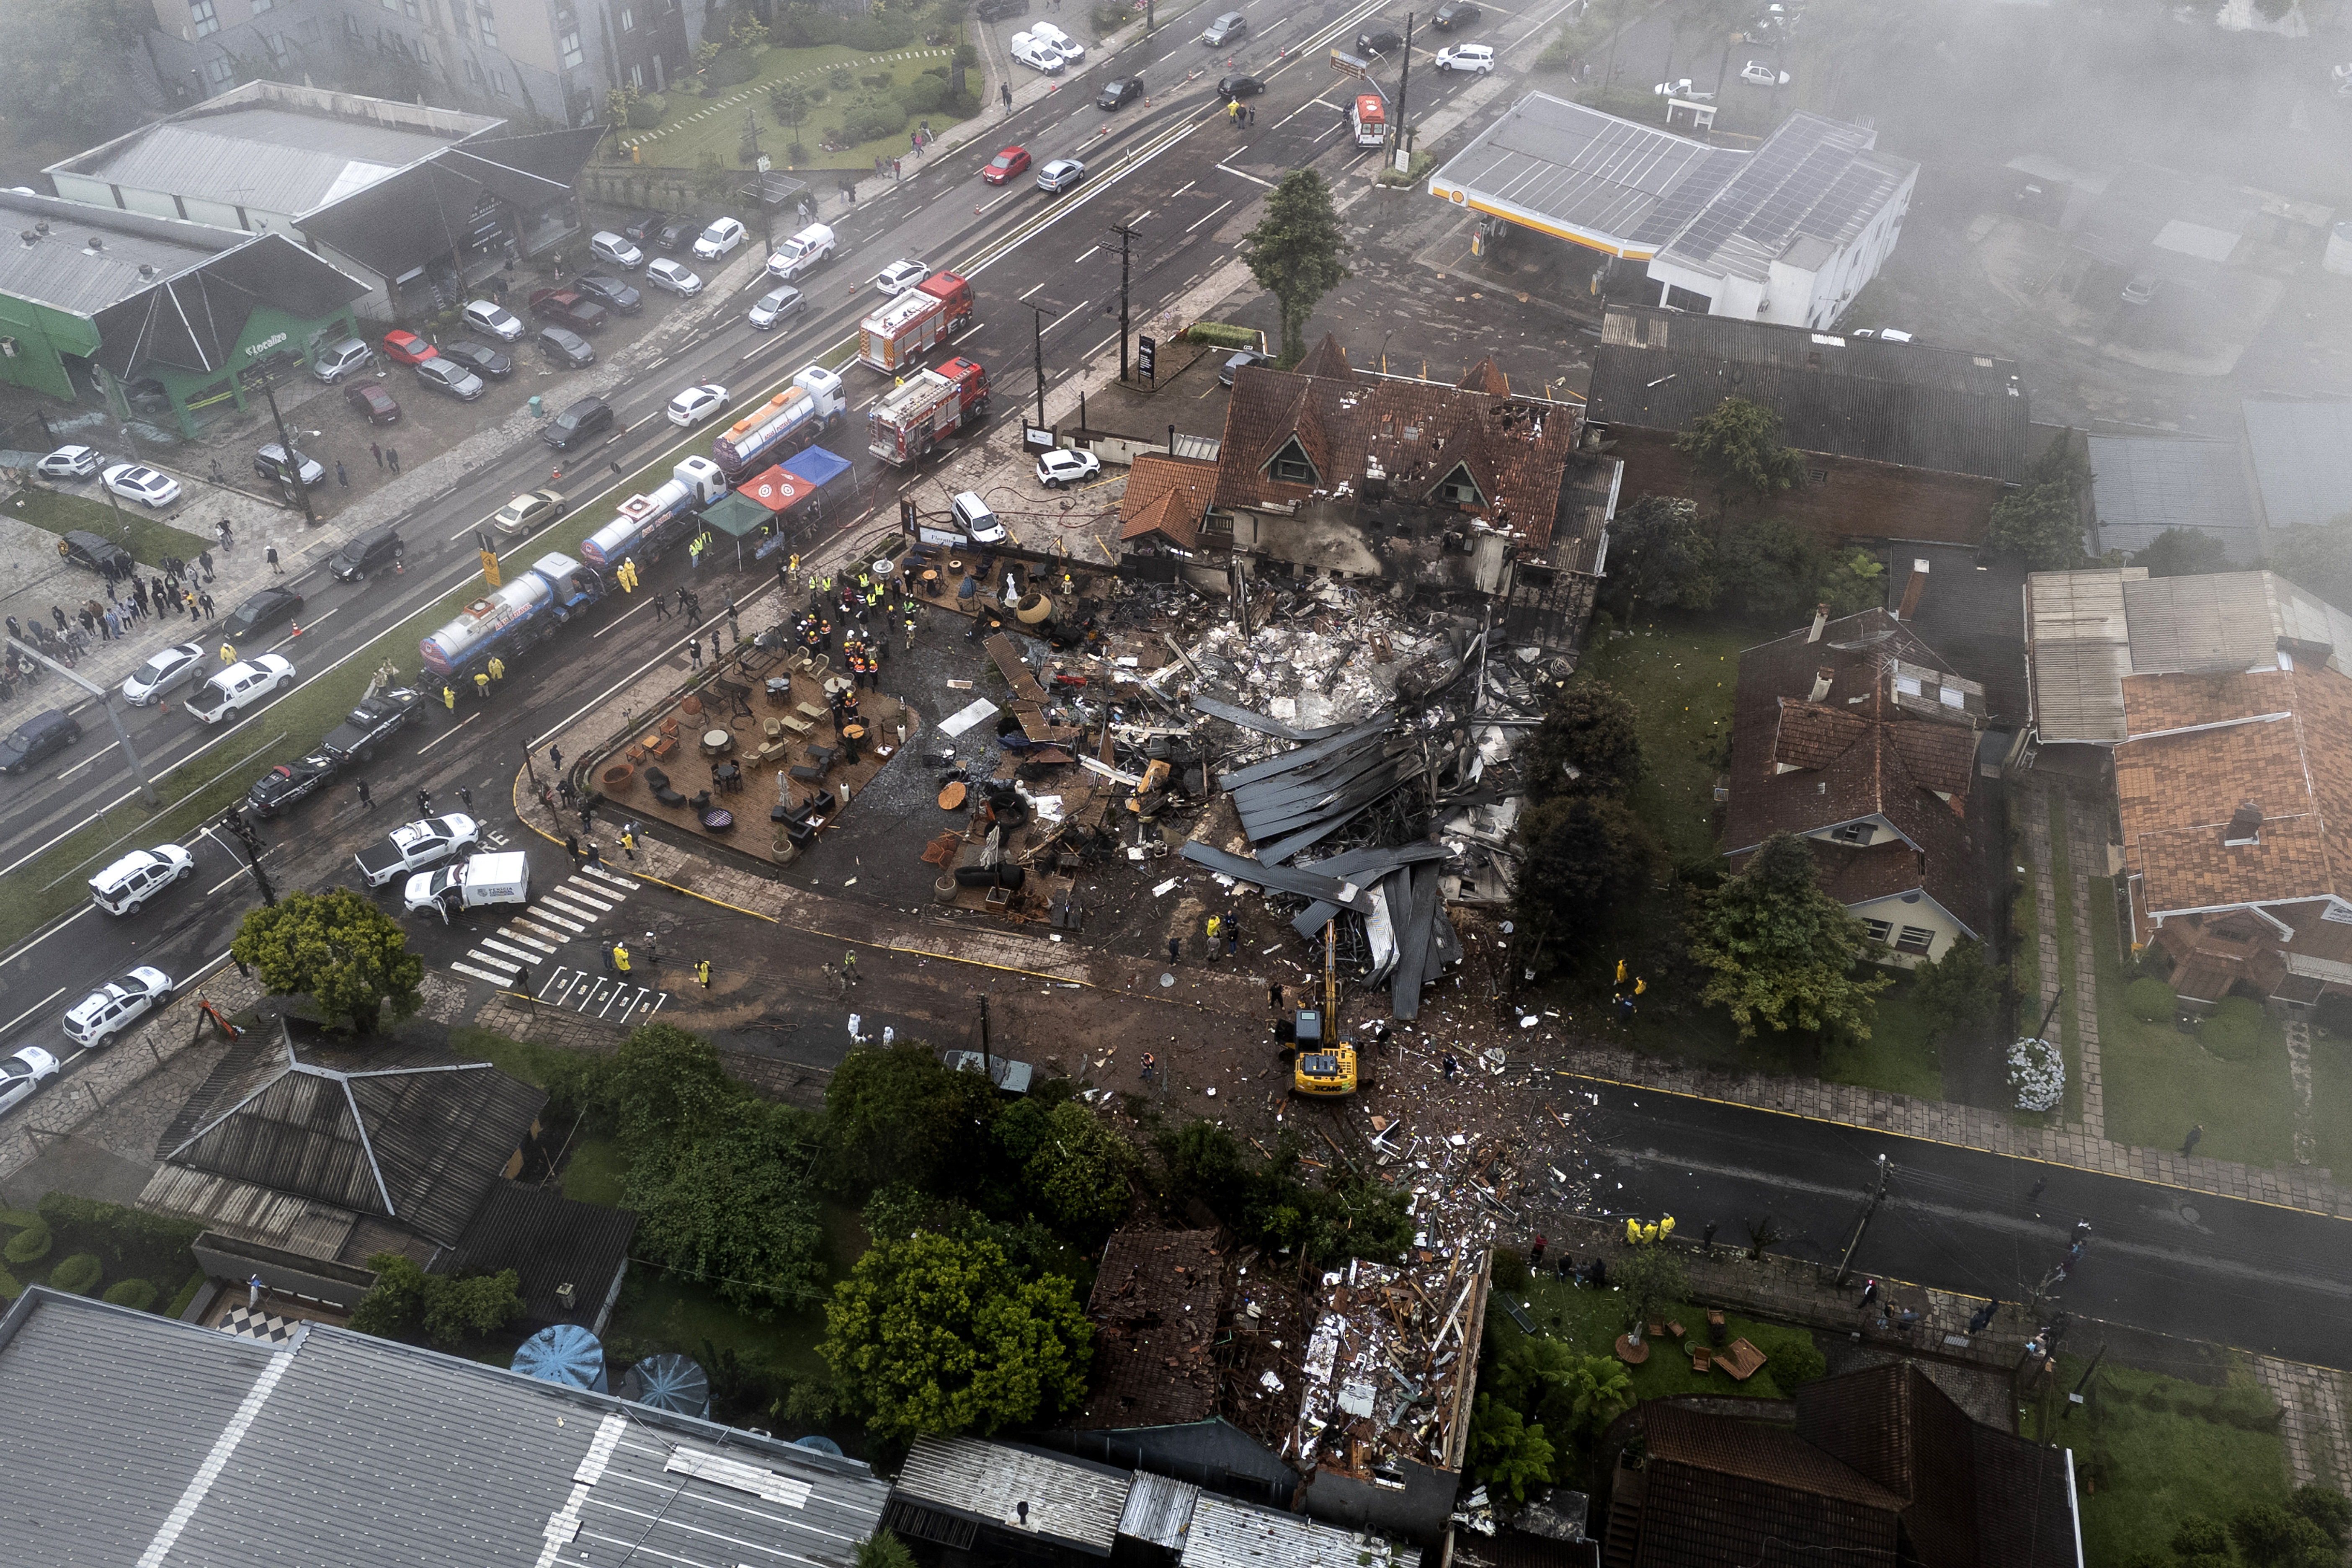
left=1898, top=557, right=1932, bottom=620
left=1807, top=603, right=1829, bottom=643
left=2224, top=801, right=2263, bottom=847
left=555, top=1282, right=578, bottom=1310
left=1809, top=666, right=1834, bottom=702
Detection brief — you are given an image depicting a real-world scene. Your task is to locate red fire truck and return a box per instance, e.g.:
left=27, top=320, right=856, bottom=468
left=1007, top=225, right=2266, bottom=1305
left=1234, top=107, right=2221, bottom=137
left=857, top=272, right=977, bottom=373
left=868, top=358, right=992, bottom=466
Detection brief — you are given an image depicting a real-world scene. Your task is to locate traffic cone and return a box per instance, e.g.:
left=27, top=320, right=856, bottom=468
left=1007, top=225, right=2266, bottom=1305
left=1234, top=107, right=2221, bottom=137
left=290, top=621, right=302, bottom=638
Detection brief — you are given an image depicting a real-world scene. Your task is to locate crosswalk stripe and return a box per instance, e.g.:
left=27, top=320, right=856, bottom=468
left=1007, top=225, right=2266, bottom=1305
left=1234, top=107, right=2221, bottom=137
left=545, top=893, right=612, bottom=921
left=451, top=961, right=515, bottom=985
left=498, top=927, right=559, bottom=953
left=557, top=879, right=618, bottom=908
left=477, top=937, right=540, bottom=962
left=507, top=917, right=570, bottom=943
left=581, top=865, right=641, bottom=891
left=529, top=906, right=588, bottom=934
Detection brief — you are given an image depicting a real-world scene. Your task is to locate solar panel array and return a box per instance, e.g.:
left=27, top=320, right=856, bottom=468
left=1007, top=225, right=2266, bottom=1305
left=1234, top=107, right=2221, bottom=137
left=1435, top=92, right=1739, bottom=248
left=1658, top=114, right=1914, bottom=283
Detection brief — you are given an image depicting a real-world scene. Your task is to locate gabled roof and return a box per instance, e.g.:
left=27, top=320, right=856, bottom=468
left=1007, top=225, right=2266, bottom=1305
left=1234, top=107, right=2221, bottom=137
left=88, top=232, right=368, bottom=377
left=1120, top=452, right=1220, bottom=547
left=1291, top=334, right=1357, bottom=381
left=1588, top=305, right=2030, bottom=481
left=439, top=1179, right=638, bottom=1329
left=1725, top=608, right=1988, bottom=936
left=1635, top=1403, right=1903, bottom=1568
left=1214, top=351, right=1582, bottom=550
left=156, top=1024, right=545, bottom=1248
left=0, top=1286, right=890, bottom=1567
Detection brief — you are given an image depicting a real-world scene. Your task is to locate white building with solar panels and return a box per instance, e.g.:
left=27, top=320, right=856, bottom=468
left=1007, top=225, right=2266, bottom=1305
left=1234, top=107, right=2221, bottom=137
left=1428, top=93, right=1916, bottom=331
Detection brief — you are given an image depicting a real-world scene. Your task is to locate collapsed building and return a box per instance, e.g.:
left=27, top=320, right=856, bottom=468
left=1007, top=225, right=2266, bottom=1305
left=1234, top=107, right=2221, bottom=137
left=1038, top=1228, right=1493, bottom=1544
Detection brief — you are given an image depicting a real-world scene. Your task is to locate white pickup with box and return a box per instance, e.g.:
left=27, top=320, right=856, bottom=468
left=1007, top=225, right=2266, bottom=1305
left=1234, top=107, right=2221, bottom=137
left=405, top=851, right=530, bottom=922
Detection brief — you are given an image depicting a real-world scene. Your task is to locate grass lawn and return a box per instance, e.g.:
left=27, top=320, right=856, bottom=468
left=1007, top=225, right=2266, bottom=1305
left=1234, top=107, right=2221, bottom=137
left=1819, top=972, right=1944, bottom=1101
left=7, top=483, right=214, bottom=572
left=2089, top=874, right=2297, bottom=1167
left=2046, top=794, right=2086, bottom=1127
left=1569, top=614, right=1752, bottom=866
left=560, top=1135, right=629, bottom=1208
left=2029, top=1352, right=2290, bottom=1566
left=607, top=1270, right=833, bottom=1382
left=2312, top=1026, right=2352, bottom=1176
left=619, top=43, right=960, bottom=175
left=1488, top=1267, right=1826, bottom=1404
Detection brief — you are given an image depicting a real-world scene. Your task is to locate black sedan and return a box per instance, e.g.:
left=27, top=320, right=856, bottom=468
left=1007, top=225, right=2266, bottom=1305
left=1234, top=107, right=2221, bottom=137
left=1432, top=0, right=1481, bottom=27
left=653, top=216, right=699, bottom=254
left=247, top=749, right=341, bottom=817
left=573, top=274, right=643, bottom=315
left=619, top=209, right=668, bottom=244
left=1217, top=73, right=1265, bottom=97
left=225, top=585, right=304, bottom=642
left=438, top=339, right=514, bottom=379
left=1099, top=76, right=1144, bottom=108
left=538, top=327, right=596, bottom=369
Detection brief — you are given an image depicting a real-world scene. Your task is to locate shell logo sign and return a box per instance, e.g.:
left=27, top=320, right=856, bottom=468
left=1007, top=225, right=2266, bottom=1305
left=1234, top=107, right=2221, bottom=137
left=751, top=475, right=807, bottom=506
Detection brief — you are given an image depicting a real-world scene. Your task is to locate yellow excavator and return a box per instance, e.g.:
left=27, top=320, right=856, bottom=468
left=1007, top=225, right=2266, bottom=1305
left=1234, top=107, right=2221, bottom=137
left=1292, top=921, right=1364, bottom=1096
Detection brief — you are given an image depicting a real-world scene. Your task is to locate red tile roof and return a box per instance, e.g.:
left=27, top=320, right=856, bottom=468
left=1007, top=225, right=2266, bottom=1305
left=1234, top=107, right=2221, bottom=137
left=1119, top=452, right=1220, bottom=549
left=1212, top=336, right=1583, bottom=552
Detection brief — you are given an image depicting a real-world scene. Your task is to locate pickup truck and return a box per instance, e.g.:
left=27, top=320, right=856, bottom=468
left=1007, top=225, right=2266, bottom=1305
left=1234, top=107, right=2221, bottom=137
left=356, top=814, right=480, bottom=889
left=247, top=748, right=342, bottom=818
left=320, top=687, right=426, bottom=765
left=405, top=851, right=529, bottom=921
left=185, top=655, right=296, bottom=725
left=529, top=288, right=609, bottom=333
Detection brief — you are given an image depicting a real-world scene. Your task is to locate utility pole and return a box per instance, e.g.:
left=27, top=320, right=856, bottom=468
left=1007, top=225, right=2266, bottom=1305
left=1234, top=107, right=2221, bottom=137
left=743, top=111, right=776, bottom=255
left=253, top=372, right=315, bottom=528
left=1393, top=13, right=1413, bottom=174
left=1832, top=1152, right=1890, bottom=1287
left=218, top=807, right=277, bottom=906
left=5, top=637, right=158, bottom=807
left=2063, top=1343, right=2106, bottom=1420
left=1021, top=300, right=1056, bottom=429
left=978, top=993, right=993, bottom=1087
left=1109, top=222, right=1138, bottom=383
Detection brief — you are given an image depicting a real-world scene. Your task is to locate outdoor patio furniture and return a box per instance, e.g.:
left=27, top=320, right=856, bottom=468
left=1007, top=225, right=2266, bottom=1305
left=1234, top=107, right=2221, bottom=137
left=789, top=764, right=826, bottom=784
left=778, top=714, right=813, bottom=736
left=700, top=806, right=735, bottom=832
left=1690, top=1346, right=1713, bottom=1373
left=1647, top=1321, right=1665, bottom=1340
left=1716, top=1338, right=1768, bottom=1382
left=764, top=716, right=784, bottom=740
left=1669, top=1321, right=1687, bottom=1339
left=700, top=727, right=734, bottom=756
left=643, top=732, right=677, bottom=761
left=797, top=702, right=827, bottom=722
left=805, top=789, right=838, bottom=815
left=1613, top=1333, right=1649, bottom=1365
left=1707, top=1310, right=1727, bottom=1345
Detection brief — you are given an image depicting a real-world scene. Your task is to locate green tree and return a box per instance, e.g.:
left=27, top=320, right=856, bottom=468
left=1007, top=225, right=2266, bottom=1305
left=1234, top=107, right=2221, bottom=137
left=1240, top=170, right=1350, bottom=365
left=0, top=0, right=157, bottom=142
left=2172, top=1514, right=2235, bottom=1568
left=1608, top=493, right=1717, bottom=612
left=2291, top=1486, right=2351, bottom=1548
left=231, top=888, right=424, bottom=1034
left=1674, top=395, right=1806, bottom=516
left=1715, top=514, right=1833, bottom=624
left=349, top=1253, right=432, bottom=1338
left=420, top=1269, right=524, bottom=1347
left=1022, top=1100, right=1137, bottom=1234
left=1910, top=936, right=2002, bottom=1039
left=2233, top=1501, right=2336, bottom=1568
left=857, top=1531, right=919, bottom=1568
left=771, top=81, right=812, bottom=129
left=1688, top=832, right=1893, bottom=1041
left=2134, top=526, right=2232, bottom=578
left=1521, top=683, right=1644, bottom=802
left=2269, top=522, right=2352, bottom=615
left=1987, top=430, right=2090, bottom=571
left=1820, top=547, right=1887, bottom=614
left=1466, top=1394, right=1556, bottom=1501
left=822, top=1232, right=1092, bottom=1442
left=629, top=1098, right=828, bottom=1316
left=1611, top=1241, right=1689, bottom=1337
left=824, top=1039, right=1003, bottom=1196
left=604, top=1021, right=743, bottom=1149
left=1511, top=794, right=1653, bottom=970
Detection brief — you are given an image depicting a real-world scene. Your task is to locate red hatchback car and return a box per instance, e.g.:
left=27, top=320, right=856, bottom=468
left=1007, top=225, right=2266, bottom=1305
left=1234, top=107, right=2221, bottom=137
left=381, top=330, right=437, bottom=366
left=343, top=380, right=402, bottom=425
left=982, top=145, right=1031, bottom=185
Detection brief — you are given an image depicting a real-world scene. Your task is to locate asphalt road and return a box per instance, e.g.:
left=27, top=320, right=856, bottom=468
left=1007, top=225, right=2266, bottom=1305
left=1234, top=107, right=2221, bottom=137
left=1565, top=1073, right=2352, bottom=1366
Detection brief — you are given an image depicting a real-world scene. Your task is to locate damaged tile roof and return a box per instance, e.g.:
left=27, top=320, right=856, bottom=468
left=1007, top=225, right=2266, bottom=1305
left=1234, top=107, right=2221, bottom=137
left=1074, top=1230, right=1227, bottom=1429
left=1725, top=608, right=1988, bottom=937
left=2115, top=662, right=2352, bottom=934
left=1214, top=338, right=1584, bottom=552
left=1122, top=453, right=1221, bottom=548
left=1588, top=304, right=2030, bottom=482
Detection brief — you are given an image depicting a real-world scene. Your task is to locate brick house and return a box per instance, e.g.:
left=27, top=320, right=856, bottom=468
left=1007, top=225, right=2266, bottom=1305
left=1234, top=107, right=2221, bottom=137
left=1725, top=606, right=1990, bottom=965
left=2024, top=567, right=2352, bottom=1006
left=1584, top=304, right=2031, bottom=547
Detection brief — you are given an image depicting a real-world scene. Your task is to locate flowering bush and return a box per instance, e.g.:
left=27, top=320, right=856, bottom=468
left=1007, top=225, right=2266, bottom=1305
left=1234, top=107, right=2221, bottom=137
left=2009, top=1036, right=2065, bottom=1112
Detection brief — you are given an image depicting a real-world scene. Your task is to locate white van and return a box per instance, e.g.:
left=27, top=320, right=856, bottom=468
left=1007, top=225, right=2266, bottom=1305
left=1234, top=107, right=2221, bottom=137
left=951, top=490, right=1008, bottom=544
left=89, top=844, right=194, bottom=916
left=767, top=223, right=838, bottom=281
left=406, top=851, right=530, bottom=922
left=1010, top=34, right=1066, bottom=72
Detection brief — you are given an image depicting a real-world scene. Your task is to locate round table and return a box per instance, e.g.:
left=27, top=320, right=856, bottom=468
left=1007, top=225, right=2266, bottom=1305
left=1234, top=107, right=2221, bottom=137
left=700, top=727, right=734, bottom=756
left=1614, top=1333, right=1650, bottom=1365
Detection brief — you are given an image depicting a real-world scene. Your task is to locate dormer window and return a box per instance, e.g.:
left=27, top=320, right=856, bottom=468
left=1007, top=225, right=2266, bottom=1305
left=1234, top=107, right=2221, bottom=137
left=1265, top=436, right=1319, bottom=487
left=1831, top=821, right=1875, bottom=845
left=1434, top=462, right=1484, bottom=508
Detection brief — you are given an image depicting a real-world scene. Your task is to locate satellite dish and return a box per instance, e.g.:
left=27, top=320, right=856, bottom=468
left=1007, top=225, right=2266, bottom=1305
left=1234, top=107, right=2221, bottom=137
left=512, top=1324, right=609, bottom=1393
left=619, top=1353, right=711, bottom=1418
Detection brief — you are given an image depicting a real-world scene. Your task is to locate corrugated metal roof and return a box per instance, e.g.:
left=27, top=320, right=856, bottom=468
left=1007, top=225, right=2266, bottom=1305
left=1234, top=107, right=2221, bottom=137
left=893, top=1436, right=1132, bottom=1553
left=1178, top=1493, right=1408, bottom=1568
left=57, top=106, right=468, bottom=219
left=158, top=1026, right=545, bottom=1248
left=135, top=1164, right=358, bottom=1260
left=0, top=1287, right=891, bottom=1568
left=2088, top=435, right=2264, bottom=559
left=1119, top=1471, right=1200, bottom=1549
left=2243, top=397, right=2352, bottom=531
left=0, top=190, right=242, bottom=317
left=2119, top=573, right=2287, bottom=676
left=441, top=1179, right=637, bottom=1328
left=1589, top=305, right=2029, bottom=482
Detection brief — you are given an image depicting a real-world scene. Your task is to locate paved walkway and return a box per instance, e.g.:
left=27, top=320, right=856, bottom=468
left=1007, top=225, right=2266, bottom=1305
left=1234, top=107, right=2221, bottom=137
left=2251, top=1357, right=2352, bottom=1498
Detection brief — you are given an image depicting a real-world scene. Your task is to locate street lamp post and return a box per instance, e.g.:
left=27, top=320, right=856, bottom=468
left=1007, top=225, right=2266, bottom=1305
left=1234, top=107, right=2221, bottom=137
left=1109, top=222, right=1138, bottom=383
left=252, top=372, right=315, bottom=527
left=1021, top=300, right=1058, bottom=428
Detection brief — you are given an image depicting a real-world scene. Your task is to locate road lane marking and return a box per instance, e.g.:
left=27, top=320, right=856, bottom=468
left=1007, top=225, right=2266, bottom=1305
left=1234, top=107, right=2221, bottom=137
left=1215, top=164, right=1276, bottom=187
left=0, top=988, right=66, bottom=1036
left=1187, top=199, right=1235, bottom=232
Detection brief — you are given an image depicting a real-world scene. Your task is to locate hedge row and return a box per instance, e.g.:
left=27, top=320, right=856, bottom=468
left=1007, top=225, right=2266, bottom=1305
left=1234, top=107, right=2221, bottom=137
left=50, top=1253, right=102, bottom=1295
left=1186, top=322, right=1261, bottom=349
left=37, top=1192, right=202, bottom=1282
left=775, top=8, right=921, bottom=52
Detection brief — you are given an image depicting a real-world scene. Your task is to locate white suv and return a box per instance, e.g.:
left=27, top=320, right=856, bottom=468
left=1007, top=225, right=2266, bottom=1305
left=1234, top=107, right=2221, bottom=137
left=186, top=655, right=296, bottom=724
left=89, top=844, right=194, bottom=916
left=1436, top=44, right=1495, bottom=72
left=62, top=967, right=173, bottom=1047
